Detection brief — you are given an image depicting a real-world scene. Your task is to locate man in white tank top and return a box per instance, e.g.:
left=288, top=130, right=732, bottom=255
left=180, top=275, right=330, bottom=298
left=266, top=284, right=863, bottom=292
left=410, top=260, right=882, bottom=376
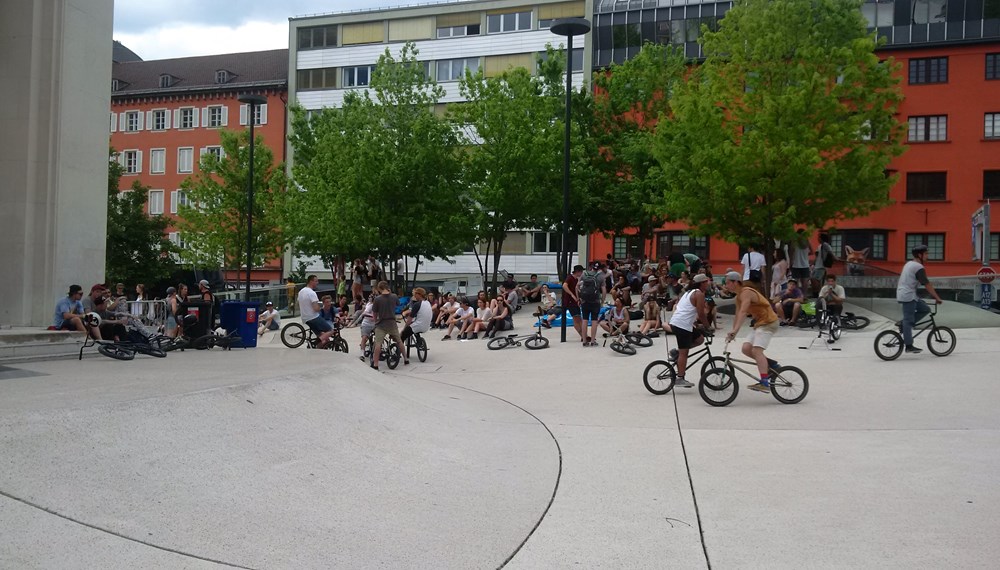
left=667, top=273, right=711, bottom=388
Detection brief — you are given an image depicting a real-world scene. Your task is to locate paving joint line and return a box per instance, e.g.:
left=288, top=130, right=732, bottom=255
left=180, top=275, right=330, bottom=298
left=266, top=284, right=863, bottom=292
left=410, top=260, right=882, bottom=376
left=671, top=388, right=712, bottom=569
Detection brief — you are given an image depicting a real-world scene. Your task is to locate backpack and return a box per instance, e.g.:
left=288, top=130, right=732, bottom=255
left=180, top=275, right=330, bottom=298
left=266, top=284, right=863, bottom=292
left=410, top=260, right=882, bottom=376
left=822, top=245, right=835, bottom=268
left=579, top=270, right=602, bottom=304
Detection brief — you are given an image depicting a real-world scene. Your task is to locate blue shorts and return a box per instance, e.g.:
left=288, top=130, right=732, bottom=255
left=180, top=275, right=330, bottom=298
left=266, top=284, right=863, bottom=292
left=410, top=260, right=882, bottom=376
left=305, top=316, right=333, bottom=334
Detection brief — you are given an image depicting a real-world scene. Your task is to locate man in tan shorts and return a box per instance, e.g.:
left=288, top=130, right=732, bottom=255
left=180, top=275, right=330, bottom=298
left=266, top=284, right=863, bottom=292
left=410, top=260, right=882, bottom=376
left=371, top=281, right=408, bottom=370
left=723, top=271, right=781, bottom=393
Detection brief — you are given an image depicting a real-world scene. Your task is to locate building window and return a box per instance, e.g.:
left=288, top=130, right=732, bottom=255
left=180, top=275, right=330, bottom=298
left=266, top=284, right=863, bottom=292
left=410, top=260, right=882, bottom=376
left=487, top=11, right=531, bottom=34
left=436, top=57, right=480, bottom=81
left=437, top=23, right=481, bottom=38
left=985, top=113, right=1000, bottom=139
left=297, top=68, right=338, bottom=90
left=201, top=146, right=224, bottom=161
left=206, top=105, right=225, bottom=128
left=124, top=110, right=141, bottom=132
left=656, top=232, right=709, bottom=260
left=911, top=0, right=947, bottom=24
left=991, top=233, right=1000, bottom=262
left=532, top=232, right=575, bottom=254
left=215, top=70, right=230, bottom=84
left=159, top=74, right=173, bottom=88
left=907, top=115, right=947, bottom=142
left=240, top=103, right=268, bottom=126
left=176, top=107, right=196, bottom=129
left=906, top=233, right=945, bottom=261
left=985, top=170, right=1000, bottom=200
left=168, top=232, right=187, bottom=250
left=906, top=172, right=947, bottom=201
left=298, top=25, right=337, bottom=49
left=539, top=18, right=553, bottom=29
left=177, top=147, right=193, bottom=173
left=989, top=54, right=1000, bottom=80
left=343, top=65, right=377, bottom=87
left=539, top=48, right=584, bottom=72
left=148, top=190, right=164, bottom=216
left=613, top=235, right=644, bottom=260
left=150, top=109, right=168, bottom=131
left=657, top=18, right=718, bottom=46
left=170, top=190, right=189, bottom=214
left=111, top=79, right=121, bottom=91
left=829, top=230, right=888, bottom=261
left=861, top=1, right=895, bottom=27
left=122, top=150, right=141, bottom=174
left=149, top=148, right=165, bottom=174
left=909, top=57, right=948, bottom=84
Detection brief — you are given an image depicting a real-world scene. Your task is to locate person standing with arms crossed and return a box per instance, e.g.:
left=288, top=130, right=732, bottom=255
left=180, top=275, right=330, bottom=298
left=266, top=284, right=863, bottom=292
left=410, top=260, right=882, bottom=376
left=896, top=244, right=943, bottom=354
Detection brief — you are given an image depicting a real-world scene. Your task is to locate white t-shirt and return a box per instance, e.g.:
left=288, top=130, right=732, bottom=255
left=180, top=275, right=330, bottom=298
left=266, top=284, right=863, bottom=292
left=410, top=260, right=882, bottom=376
left=411, top=300, right=432, bottom=333
left=454, top=306, right=474, bottom=320
left=361, top=302, right=376, bottom=326
left=261, top=308, right=281, bottom=325
left=740, top=251, right=766, bottom=280
left=440, top=301, right=456, bottom=314
left=298, top=286, right=320, bottom=321
left=478, top=307, right=493, bottom=322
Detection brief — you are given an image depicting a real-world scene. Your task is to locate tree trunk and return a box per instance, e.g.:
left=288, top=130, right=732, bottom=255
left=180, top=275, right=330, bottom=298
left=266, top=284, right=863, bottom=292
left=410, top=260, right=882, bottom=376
left=411, top=255, right=422, bottom=294
left=491, top=234, right=506, bottom=298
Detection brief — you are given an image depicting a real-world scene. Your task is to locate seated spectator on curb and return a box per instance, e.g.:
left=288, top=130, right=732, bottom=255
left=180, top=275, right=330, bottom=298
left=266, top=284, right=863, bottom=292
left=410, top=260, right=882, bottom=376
left=433, top=293, right=457, bottom=329
left=258, top=301, right=281, bottom=336
left=319, top=295, right=336, bottom=325
left=817, top=275, right=846, bottom=317
left=600, top=297, right=630, bottom=335
left=537, top=284, right=559, bottom=328
left=483, top=297, right=513, bottom=339
left=641, top=275, right=659, bottom=304
left=504, top=284, right=520, bottom=311
left=637, top=297, right=661, bottom=336
left=82, top=284, right=127, bottom=341
left=519, top=274, right=543, bottom=303
left=401, top=288, right=432, bottom=343
left=443, top=297, right=475, bottom=340
left=501, top=273, right=518, bottom=295
left=468, top=298, right=493, bottom=339
left=53, top=285, right=92, bottom=334
left=773, top=278, right=805, bottom=326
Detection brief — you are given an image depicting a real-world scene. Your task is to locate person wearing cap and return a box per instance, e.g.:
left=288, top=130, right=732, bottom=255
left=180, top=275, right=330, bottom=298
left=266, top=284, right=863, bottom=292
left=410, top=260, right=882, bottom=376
left=52, top=284, right=90, bottom=333
left=258, top=301, right=281, bottom=336
left=896, top=244, right=943, bottom=354
left=198, top=279, right=214, bottom=302
left=562, top=264, right=585, bottom=342
left=723, top=270, right=781, bottom=393
left=667, top=273, right=712, bottom=388
left=82, top=285, right=127, bottom=341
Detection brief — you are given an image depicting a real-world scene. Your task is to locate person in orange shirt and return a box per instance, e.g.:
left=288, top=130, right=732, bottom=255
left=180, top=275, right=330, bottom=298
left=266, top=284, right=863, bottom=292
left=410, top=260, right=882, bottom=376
left=723, top=270, right=781, bottom=393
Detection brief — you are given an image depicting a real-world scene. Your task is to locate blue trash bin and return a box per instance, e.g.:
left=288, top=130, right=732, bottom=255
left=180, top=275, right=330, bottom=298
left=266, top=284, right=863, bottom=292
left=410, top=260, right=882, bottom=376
left=220, top=301, right=260, bottom=348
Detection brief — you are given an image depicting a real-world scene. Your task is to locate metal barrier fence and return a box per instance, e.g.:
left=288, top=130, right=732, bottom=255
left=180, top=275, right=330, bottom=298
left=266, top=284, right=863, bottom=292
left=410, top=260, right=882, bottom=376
left=123, top=299, right=168, bottom=334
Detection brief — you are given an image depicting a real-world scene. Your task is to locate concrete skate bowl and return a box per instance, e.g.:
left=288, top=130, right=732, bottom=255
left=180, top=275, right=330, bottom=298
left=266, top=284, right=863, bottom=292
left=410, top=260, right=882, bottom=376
left=0, top=366, right=559, bottom=568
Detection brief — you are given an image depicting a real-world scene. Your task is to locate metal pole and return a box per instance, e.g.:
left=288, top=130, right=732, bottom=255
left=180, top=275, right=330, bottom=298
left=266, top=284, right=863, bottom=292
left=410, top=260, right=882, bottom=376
left=560, top=34, right=573, bottom=343
left=246, top=104, right=255, bottom=300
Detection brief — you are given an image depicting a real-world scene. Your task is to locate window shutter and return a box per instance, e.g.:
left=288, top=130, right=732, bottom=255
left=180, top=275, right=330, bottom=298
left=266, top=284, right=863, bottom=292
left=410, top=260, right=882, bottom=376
left=116, top=152, right=124, bottom=166
left=221, top=106, right=228, bottom=126
left=146, top=111, right=153, bottom=129
left=258, top=104, right=267, bottom=125
left=136, top=112, right=144, bottom=131
left=172, top=109, right=180, bottom=128
left=191, top=109, right=199, bottom=128
left=162, top=111, right=170, bottom=130
left=199, top=147, right=207, bottom=157
left=136, top=150, right=143, bottom=173
left=170, top=190, right=178, bottom=214
left=119, top=113, right=127, bottom=131
left=110, top=112, right=117, bottom=132
left=239, top=104, right=248, bottom=126
left=201, top=108, right=209, bottom=127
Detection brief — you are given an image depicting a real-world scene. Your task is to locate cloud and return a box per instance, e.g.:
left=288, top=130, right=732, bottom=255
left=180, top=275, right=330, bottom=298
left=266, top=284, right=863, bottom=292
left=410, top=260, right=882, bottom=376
left=115, top=21, right=290, bottom=60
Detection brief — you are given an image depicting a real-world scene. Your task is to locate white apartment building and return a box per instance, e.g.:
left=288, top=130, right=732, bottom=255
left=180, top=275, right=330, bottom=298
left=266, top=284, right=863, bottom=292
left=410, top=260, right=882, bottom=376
left=287, top=0, right=589, bottom=285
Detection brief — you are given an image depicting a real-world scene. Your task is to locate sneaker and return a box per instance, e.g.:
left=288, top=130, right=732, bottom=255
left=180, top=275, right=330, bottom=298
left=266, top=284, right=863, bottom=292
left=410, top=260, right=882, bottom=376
left=668, top=348, right=679, bottom=362
left=674, top=378, right=694, bottom=388
left=442, top=335, right=451, bottom=341
left=904, top=345, right=923, bottom=354
left=748, top=382, right=771, bottom=393
left=469, top=333, right=478, bottom=340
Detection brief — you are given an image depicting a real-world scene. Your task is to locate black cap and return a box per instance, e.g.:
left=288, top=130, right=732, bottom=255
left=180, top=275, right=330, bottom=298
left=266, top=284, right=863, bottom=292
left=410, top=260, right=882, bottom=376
left=912, top=244, right=929, bottom=256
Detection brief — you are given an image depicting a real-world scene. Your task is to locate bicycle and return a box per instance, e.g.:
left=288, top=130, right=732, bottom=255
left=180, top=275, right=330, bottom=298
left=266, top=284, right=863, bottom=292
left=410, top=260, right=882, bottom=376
left=486, top=315, right=549, bottom=350
left=698, top=342, right=809, bottom=406
left=873, top=303, right=954, bottom=361
left=280, top=321, right=349, bottom=353
left=405, top=331, right=428, bottom=362
left=363, top=331, right=402, bottom=369
left=794, top=301, right=870, bottom=331
left=79, top=313, right=168, bottom=361
left=601, top=322, right=639, bottom=355
left=798, top=301, right=843, bottom=351
left=643, top=331, right=732, bottom=395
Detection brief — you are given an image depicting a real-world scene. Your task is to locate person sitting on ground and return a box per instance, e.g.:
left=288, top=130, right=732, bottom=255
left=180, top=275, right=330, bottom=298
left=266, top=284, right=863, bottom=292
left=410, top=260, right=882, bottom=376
left=504, top=284, right=520, bottom=312
left=467, top=298, right=493, bottom=339
left=817, top=274, right=846, bottom=318
left=401, top=288, right=432, bottom=343
left=537, top=284, right=559, bottom=328
left=501, top=272, right=518, bottom=296
left=433, top=293, right=457, bottom=329
left=637, top=296, right=661, bottom=337
left=483, top=296, right=513, bottom=339
left=258, top=301, right=282, bottom=335
left=298, top=275, right=335, bottom=349
left=443, top=297, right=475, bottom=340
left=641, top=275, right=659, bottom=304
left=600, top=297, right=630, bottom=336
left=82, top=285, right=127, bottom=341
left=611, top=274, right=631, bottom=304
left=519, top=274, right=543, bottom=304
left=772, top=278, right=805, bottom=326
left=52, top=284, right=92, bottom=334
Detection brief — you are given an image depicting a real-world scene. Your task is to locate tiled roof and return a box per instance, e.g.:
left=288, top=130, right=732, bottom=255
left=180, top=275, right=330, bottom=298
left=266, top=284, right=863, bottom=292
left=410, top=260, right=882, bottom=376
left=112, top=41, right=143, bottom=63
left=111, top=49, right=288, bottom=97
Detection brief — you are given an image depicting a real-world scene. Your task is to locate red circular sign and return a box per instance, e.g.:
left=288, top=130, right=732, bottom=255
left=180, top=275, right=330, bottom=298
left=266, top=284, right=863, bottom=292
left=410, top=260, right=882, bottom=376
left=978, top=266, right=997, bottom=284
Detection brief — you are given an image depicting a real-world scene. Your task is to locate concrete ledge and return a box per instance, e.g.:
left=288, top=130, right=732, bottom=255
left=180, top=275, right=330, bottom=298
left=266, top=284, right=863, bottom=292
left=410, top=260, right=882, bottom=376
left=0, top=329, right=86, bottom=363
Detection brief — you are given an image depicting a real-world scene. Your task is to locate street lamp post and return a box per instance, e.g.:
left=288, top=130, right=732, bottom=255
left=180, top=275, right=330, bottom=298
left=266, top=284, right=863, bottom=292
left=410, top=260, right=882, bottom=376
left=237, top=93, right=267, bottom=300
left=550, top=17, right=590, bottom=343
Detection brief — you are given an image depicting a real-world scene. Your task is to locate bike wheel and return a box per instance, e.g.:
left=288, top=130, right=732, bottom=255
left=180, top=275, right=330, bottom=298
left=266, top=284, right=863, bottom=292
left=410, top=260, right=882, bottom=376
left=829, top=320, right=842, bottom=341
left=385, top=341, right=401, bottom=369
left=280, top=323, right=307, bottom=349
left=699, top=367, right=738, bottom=406
left=700, top=356, right=736, bottom=380
left=191, top=335, right=216, bottom=350
left=487, top=337, right=510, bottom=350
left=98, top=344, right=135, bottom=361
left=770, top=365, right=809, bottom=404
left=927, top=326, right=956, bottom=357
left=334, top=337, right=349, bottom=353
left=626, top=333, right=653, bottom=348
left=842, top=315, right=870, bottom=330
left=874, top=330, right=903, bottom=361
left=416, top=337, right=428, bottom=362
left=643, top=360, right=676, bottom=395
left=610, top=341, right=637, bottom=356
left=525, top=336, right=549, bottom=350
left=160, top=337, right=187, bottom=352
left=132, top=344, right=167, bottom=358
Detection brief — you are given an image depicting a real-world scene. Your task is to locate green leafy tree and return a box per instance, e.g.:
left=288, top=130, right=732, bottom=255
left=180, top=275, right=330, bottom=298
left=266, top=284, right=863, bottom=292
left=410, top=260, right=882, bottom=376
left=176, top=129, right=286, bottom=273
left=286, top=43, right=469, bottom=290
left=652, top=0, right=905, bottom=279
left=105, top=151, right=176, bottom=287
left=591, top=42, right=688, bottom=258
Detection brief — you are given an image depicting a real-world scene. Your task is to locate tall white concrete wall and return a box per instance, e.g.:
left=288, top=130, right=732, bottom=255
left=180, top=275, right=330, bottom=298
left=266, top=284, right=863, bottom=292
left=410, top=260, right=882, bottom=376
left=0, top=0, right=113, bottom=326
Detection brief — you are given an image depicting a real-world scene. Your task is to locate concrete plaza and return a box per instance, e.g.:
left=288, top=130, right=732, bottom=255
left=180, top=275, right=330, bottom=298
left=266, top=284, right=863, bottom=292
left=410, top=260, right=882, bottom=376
left=1, top=304, right=998, bottom=569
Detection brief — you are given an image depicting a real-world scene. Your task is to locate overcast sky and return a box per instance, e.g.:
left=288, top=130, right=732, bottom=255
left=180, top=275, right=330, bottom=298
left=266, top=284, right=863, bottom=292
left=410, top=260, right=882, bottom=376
left=114, top=0, right=411, bottom=60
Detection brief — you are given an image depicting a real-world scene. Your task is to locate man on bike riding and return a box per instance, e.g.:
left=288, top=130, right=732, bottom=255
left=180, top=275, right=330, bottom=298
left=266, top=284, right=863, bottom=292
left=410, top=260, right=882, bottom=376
left=298, top=275, right=334, bottom=349
left=668, top=273, right=712, bottom=388
left=724, top=271, right=781, bottom=393
left=896, top=244, right=943, bottom=354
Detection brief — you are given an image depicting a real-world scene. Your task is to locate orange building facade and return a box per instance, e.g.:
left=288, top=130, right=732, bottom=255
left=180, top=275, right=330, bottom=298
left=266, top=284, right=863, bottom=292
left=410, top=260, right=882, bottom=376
left=109, top=48, right=288, bottom=285
left=588, top=1, right=1000, bottom=278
